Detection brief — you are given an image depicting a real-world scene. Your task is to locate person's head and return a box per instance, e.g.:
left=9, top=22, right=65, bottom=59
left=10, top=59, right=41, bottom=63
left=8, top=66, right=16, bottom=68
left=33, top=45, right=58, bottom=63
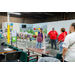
left=39, top=28, right=43, bottom=33
left=52, top=28, right=55, bottom=31
left=64, top=28, right=66, bottom=31
left=69, top=23, right=75, bottom=33
left=61, top=28, right=65, bottom=33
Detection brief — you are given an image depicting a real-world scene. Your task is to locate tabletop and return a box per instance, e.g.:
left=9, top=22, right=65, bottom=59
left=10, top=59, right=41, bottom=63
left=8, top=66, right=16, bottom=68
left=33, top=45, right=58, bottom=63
left=0, top=45, right=16, bottom=54
left=26, top=47, right=50, bottom=54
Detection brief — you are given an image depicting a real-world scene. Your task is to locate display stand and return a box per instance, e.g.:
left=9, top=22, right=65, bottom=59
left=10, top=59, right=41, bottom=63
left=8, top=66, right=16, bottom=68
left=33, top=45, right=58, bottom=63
left=11, top=30, right=17, bottom=47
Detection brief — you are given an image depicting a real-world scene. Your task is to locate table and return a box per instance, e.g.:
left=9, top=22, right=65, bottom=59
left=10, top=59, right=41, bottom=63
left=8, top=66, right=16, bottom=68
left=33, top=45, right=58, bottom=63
left=0, top=45, right=16, bottom=54
left=26, top=47, right=50, bottom=55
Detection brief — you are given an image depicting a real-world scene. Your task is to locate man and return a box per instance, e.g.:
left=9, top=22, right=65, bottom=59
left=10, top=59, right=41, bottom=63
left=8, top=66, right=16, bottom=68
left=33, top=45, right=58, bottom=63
left=48, top=28, right=58, bottom=49
left=62, top=23, right=75, bottom=62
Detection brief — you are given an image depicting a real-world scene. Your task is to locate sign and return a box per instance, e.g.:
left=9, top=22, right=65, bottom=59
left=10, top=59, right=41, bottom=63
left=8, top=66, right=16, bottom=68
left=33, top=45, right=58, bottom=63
left=12, top=30, right=17, bottom=42
left=12, top=30, right=16, bottom=37
left=12, top=36, right=17, bottom=42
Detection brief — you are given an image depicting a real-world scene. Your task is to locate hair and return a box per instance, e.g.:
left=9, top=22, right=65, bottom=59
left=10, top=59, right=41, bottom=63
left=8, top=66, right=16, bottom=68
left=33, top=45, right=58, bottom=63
left=71, top=23, right=75, bottom=30
left=61, top=28, right=65, bottom=32
left=64, top=28, right=65, bottom=31
left=40, top=28, right=43, bottom=33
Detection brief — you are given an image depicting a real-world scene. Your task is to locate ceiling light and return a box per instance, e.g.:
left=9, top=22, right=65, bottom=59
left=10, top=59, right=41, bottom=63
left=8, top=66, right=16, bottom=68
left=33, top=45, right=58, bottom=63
left=45, top=13, right=53, bottom=15
left=10, top=12, right=21, bottom=15
left=65, top=12, right=68, bottom=13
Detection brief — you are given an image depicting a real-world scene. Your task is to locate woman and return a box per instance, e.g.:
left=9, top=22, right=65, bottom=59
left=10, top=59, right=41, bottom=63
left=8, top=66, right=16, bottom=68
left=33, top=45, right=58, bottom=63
left=36, top=28, right=44, bottom=49
left=58, top=28, right=66, bottom=53
left=62, top=23, right=75, bottom=62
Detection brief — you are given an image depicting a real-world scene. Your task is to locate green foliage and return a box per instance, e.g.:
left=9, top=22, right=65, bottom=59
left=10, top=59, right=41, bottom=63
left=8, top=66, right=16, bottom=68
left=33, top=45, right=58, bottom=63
left=43, top=28, right=47, bottom=34
left=26, top=29, right=35, bottom=35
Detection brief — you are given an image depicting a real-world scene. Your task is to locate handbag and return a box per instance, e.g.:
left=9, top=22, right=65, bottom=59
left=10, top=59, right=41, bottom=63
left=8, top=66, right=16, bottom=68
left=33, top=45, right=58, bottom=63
left=68, top=41, right=75, bottom=49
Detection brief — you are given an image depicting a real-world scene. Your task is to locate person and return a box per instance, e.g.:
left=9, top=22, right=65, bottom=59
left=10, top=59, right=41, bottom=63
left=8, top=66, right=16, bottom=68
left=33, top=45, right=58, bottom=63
left=48, top=28, right=58, bottom=49
left=64, top=28, right=67, bottom=35
left=58, top=28, right=65, bottom=53
left=36, top=28, right=44, bottom=49
left=62, top=23, right=75, bottom=62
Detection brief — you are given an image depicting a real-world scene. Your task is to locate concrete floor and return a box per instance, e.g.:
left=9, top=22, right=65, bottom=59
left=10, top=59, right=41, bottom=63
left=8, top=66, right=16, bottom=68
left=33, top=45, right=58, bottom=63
left=2, top=38, right=60, bottom=59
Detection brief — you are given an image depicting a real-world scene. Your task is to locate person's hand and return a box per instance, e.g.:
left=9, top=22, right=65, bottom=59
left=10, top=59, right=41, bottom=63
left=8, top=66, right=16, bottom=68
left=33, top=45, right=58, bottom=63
left=58, top=42, right=59, bottom=45
left=62, top=56, right=65, bottom=62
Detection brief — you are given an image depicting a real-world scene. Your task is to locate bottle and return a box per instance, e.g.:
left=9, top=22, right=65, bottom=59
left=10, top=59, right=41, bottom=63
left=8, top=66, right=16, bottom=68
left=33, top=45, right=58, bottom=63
left=43, top=46, right=46, bottom=53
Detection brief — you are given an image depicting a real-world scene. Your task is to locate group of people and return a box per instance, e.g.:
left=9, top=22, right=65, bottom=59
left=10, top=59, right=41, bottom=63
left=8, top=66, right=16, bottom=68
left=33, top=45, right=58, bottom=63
left=48, top=27, right=67, bottom=53
left=36, top=27, right=67, bottom=53
left=36, top=23, right=75, bottom=62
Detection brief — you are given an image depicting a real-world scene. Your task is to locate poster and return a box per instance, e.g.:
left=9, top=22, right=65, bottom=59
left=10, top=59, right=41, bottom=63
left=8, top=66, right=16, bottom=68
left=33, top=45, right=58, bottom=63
left=20, top=23, right=47, bottom=35
left=12, top=30, right=17, bottom=42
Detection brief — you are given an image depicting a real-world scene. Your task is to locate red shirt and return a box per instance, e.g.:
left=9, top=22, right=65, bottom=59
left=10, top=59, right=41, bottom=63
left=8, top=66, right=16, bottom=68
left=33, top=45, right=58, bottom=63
left=65, top=31, right=67, bottom=35
left=58, top=32, right=65, bottom=42
left=48, top=31, right=58, bottom=39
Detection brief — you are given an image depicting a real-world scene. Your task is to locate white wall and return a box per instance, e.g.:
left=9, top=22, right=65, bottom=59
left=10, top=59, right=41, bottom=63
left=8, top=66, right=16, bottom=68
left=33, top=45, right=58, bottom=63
left=13, top=23, right=20, bottom=33
left=2, top=22, right=20, bottom=33
left=47, top=20, right=75, bottom=34
left=2, top=22, right=6, bottom=32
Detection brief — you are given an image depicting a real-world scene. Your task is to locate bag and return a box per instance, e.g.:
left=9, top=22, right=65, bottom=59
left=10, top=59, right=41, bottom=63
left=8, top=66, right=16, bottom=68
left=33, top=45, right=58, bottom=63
left=68, top=41, right=75, bottom=49
left=55, top=53, right=62, bottom=59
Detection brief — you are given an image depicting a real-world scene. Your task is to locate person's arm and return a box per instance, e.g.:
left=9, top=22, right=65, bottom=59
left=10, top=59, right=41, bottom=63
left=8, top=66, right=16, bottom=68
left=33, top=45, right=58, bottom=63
left=62, top=47, right=68, bottom=62
left=43, top=33, right=44, bottom=42
left=62, top=35, right=70, bottom=62
left=48, top=31, right=50, bottom=38
left=36, top=33, right=38, bottom=41
left=58, top=34, right=63, bottom=44
left=56, top=31, right=58, bottom=39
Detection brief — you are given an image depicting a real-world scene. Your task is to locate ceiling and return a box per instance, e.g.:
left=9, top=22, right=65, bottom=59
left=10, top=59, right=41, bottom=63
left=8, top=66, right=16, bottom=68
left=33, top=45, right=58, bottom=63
left=0, top=12, right=69, bottom=18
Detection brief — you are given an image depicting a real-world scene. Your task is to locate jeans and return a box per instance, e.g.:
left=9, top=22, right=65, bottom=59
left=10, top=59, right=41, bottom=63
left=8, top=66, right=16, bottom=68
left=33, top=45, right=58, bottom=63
left=36, top=42, right=42, bottom=49
left=59, top=42, right=63, bottom=53
left=51, top=39, right=57, bottom=49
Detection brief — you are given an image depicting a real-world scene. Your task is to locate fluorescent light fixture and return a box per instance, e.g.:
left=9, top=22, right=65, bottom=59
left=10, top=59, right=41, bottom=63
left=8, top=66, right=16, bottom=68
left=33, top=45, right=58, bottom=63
left=10, top=12, right=21, bottom=15
left=65, top=12, right=68, bottom=13
left=45, top=13, right=53, bottom=15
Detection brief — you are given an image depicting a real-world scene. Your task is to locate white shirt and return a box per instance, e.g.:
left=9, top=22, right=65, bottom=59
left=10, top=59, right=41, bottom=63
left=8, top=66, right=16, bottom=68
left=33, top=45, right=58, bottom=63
left=62, top=32, right=75, bottom=62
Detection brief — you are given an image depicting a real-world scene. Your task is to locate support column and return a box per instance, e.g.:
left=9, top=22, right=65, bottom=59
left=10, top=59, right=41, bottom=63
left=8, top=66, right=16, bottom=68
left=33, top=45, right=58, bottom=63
left=7, top=12, right=10, bottom=44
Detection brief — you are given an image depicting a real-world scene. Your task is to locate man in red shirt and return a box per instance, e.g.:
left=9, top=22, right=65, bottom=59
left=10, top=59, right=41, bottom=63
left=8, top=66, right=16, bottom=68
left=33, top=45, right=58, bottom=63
left=48, top=28, right=58, bottom=49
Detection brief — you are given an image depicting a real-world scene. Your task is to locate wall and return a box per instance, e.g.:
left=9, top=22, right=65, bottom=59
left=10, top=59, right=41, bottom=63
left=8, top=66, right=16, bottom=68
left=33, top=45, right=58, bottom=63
left=0, top=15, right=22, bottom=29
left=23, top=17, right=43, bottom=24
left=0, top=15, right=44, bottom=29
left=1, top=13, right=75, bottom=29
left=47, top=19, right=75, bottom=34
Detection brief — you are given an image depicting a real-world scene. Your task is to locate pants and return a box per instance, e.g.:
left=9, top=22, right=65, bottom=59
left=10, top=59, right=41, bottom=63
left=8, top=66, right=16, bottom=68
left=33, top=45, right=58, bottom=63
left=36, top=42, right=42, bottom=49
left=51, top=39, right=57, bottom=49
left=59, top=42, right=63, bottom=53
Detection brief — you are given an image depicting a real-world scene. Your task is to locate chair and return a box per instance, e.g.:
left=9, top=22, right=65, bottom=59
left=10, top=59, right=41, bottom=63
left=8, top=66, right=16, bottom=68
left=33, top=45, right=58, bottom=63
left=6, top=45, right=38, bottom=62
left=0, top=54, right=5, bottom=62
left=20, top=51, right=38, bottom=62
left=5, top=51, right=21, bottom=62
